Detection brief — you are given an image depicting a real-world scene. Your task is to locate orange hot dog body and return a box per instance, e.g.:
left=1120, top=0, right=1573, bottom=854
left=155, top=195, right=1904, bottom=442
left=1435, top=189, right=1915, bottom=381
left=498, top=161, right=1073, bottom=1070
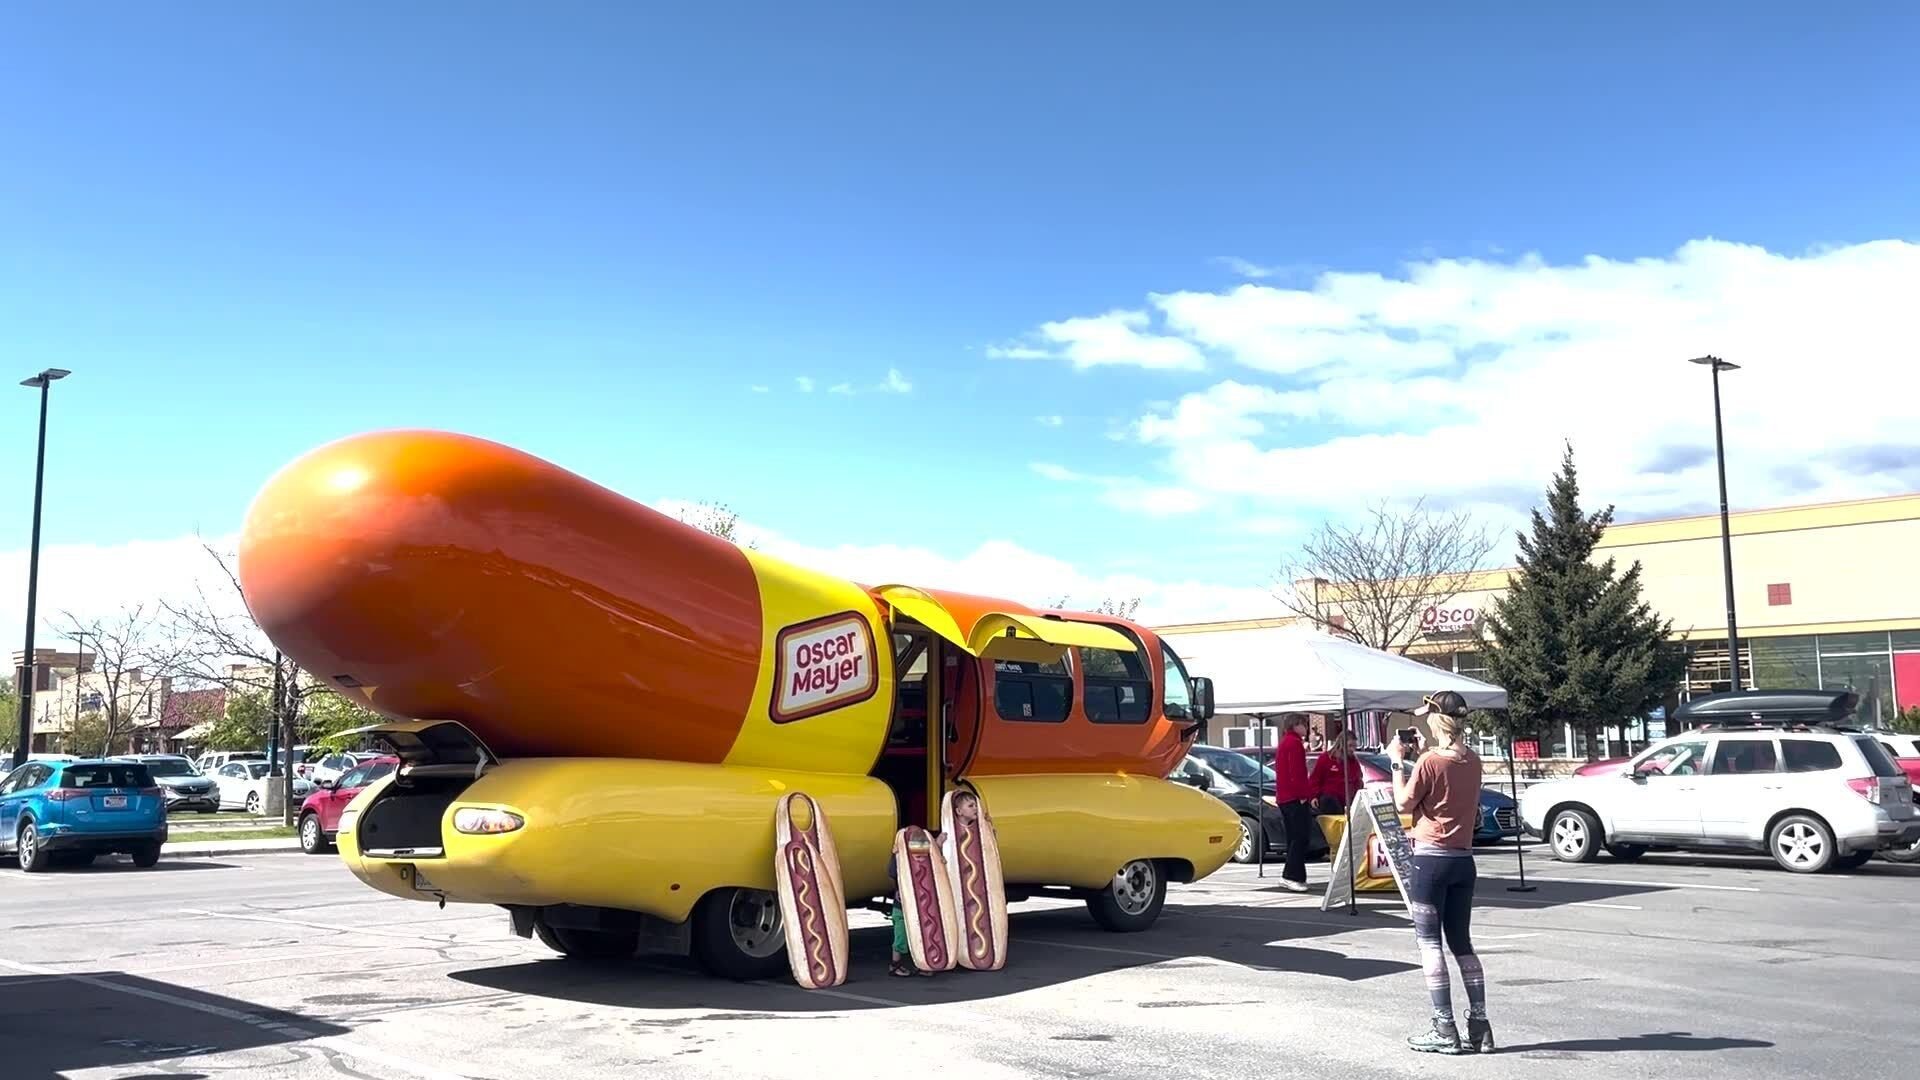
left=237, top=429, right=767, bottom=764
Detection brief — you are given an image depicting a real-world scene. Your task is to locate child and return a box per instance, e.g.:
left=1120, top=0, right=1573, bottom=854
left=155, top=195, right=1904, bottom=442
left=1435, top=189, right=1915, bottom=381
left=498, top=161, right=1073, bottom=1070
left=887, top=832, right=936, bottom=977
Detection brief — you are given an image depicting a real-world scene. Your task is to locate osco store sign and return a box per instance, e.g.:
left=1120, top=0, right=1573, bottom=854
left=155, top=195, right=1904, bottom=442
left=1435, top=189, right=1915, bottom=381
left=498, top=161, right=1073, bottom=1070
left=1420, top=604, right=1479, bottom=638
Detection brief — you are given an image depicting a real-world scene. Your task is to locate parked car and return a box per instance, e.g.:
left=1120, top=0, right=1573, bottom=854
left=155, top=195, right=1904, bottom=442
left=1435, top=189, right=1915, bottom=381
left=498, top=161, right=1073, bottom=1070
left=210, top=760, right=313, bottom=813
left=111, top=754, right=219, bottom=814
left=0, top=758, right=168, bottom=870
left=1519, top=690, right=1919, bottom=873
left=306, top=750, right=379, bottom=788
left=297, top=755, right=400, bottom=854
left=1240, top=745, right=1521, bottom=843
left=195, top=750, right=267, bottom=774
left=1174, top=746, right=1299, bottom=863
left=1869, top=733, right=1920, bottom=863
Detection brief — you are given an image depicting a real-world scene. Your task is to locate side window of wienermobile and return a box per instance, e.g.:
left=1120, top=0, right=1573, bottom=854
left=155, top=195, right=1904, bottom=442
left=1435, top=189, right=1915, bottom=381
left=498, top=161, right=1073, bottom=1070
left=1082, top=636, right=1152, bottom=725
left=1161, top=641, right=1194, bottom=720
left=993, top=657, right=1072, bottom=723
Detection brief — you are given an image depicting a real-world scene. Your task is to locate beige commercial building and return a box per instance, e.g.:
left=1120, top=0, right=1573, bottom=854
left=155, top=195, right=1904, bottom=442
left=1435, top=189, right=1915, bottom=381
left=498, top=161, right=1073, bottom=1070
left=1158, top=492, right=1920, bottom=758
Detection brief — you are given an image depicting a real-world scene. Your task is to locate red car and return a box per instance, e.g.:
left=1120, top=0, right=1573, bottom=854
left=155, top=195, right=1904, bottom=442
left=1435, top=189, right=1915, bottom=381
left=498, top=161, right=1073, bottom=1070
left=297, top=755, right=398, bottom=854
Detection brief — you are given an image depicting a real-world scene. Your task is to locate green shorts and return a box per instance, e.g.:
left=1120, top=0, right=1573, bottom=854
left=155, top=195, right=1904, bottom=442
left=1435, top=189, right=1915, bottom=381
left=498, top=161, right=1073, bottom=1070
left=890, top=901, right=909, bottom=955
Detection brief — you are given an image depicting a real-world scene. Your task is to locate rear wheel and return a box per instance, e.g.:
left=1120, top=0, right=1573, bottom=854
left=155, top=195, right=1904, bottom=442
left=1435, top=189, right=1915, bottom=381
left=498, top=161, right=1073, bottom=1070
left=690, top=887, right=787, bottom=981
left=1881, top=838, right=1920, bottom=864
left=1231, top=817, right=1260, bottom=864
left=1828, top=849, right=1874, bottom=872
left=1548, top=808, right=1601, bottom=863
left=534, top=920, right=639, bottom=963
left=131, top=842, right=161, bottom=868
left=17, top=821, right=51, bottom=873
left=1605, top=843, right=1648, bottom=862
left=1087, top=859, right=1167, bottom=933
left=1768, top=814, right=1834, bottom=873
left=299, top=813, right=331, bottom=855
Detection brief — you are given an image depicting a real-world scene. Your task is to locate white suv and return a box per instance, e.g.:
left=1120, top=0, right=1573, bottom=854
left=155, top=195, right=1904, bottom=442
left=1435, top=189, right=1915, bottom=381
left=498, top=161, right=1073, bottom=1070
left=1520, top=725, right=1919, bottom=873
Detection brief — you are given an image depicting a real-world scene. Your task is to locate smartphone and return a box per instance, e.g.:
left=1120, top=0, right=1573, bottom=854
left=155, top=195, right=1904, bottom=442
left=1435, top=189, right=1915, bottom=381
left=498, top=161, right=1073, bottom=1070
left=1397, top=727, right=1420, bottom=751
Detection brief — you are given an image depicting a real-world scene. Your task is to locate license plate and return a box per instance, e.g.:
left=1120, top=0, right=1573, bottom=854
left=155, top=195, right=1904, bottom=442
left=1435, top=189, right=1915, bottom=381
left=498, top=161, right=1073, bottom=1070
left=103, top=795, right=128, bottom=809
left=409, top=866, right=440, bottom=893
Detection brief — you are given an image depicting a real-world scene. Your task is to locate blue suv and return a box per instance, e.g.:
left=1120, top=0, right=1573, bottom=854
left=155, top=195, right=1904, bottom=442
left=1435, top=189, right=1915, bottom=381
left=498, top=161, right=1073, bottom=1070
left=0, top=758, right=169, bottom=871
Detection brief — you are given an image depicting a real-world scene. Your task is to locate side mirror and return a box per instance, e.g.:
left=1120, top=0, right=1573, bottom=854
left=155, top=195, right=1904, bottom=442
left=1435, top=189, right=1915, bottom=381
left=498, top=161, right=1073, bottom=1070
left=1176, top=771, right=1208, bottom=788
left=1190, top=677, right=1216, bottom=721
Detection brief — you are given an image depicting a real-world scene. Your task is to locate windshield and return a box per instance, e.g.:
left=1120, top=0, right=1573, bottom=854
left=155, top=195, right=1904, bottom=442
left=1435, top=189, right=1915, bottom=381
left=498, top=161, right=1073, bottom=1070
left=145, top=758, right=197, bottom=777
left=1195, top=746, right=1276, bottom=785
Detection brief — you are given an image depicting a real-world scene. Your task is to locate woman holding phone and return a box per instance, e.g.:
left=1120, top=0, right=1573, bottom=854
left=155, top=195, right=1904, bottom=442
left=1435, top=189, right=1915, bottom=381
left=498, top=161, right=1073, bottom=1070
left=1388, top=690, right=1494, bottom=1055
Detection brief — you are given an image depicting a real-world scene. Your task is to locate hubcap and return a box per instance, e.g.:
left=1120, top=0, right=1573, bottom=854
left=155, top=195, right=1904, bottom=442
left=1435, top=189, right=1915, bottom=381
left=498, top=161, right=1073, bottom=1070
left=728, top=889, right=784, bottom=957
left=302, top=818, right=320, bottom=847
left=1777, top=823, right=1824, bottom=867
left=1236, top=822, right=1255, bottom=861
left=19, top=826, right=35, bottom=865
left=1112, top=860, right=1157, bottom=915
left=247, top=793, right=260, bottom=812
left=1552, top=814, right=1586, bottom=858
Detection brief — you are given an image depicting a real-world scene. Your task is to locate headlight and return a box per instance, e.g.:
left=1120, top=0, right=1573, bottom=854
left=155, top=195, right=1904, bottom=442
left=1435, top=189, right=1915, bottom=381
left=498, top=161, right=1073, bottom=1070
left=452, top=808, right=525, bottom=835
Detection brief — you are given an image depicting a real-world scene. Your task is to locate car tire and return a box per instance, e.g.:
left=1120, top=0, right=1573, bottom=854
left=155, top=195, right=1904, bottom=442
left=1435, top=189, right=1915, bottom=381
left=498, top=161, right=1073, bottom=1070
left=17, top=821, right=51, bottom=873
left=1828, top=849, right=1874, bottom=872
left=1768, top=814, right=1835, bottom=873
left=299, top=812, right=331, bottom=855
left=533, top=919, right=639, bottom=963
left=1880, top=839, right=1920, bottom=864
left=689, top=887, right=788, bottom=981
left=245, top=791, right=261, bottom=814
left=1548, top=808, right=1601, bottom=863
left=1231, top=816, right=1260, bottom=864
left=1087, top=859, right=1167, bottom=933
left=1605, top=843, right=1648, bottom=862
left=131, top=842, right=161, bottom=868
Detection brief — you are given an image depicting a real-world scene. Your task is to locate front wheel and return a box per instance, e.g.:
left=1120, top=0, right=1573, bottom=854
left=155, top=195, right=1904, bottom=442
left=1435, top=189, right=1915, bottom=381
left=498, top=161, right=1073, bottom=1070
left=1549, top=808, right=1601, bottom=863
left=1769, top=814, right=1834, bottom=873
left=299, top=813, right=331, bottom=855
left=534, top=920, right=639, bottom=963
left=690, top=887, right=788, bottom=981
left=1231, top=817, right=1260, bottom=864
left=245, top=791, right=261, bottom=814
left=1087, top=859, right=1167, bottom=933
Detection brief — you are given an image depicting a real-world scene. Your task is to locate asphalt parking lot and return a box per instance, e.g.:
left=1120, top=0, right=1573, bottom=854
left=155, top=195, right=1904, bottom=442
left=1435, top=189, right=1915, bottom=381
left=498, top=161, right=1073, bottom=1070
left=4, top=844, right=1915, bottom=1080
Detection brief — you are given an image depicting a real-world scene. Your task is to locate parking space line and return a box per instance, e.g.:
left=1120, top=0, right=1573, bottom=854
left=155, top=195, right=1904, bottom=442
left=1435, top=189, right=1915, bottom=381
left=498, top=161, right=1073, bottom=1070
left=0, top=957, right=482, bottom=1080
left=179, top=907, right=463, bottom=942
left=1485, top=873, right=1759, bottom=893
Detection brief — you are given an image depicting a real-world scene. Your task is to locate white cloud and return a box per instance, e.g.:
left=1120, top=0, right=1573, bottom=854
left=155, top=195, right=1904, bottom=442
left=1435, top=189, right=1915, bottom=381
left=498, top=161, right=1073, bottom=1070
left=1036, top=414, right=1064, bottom=427
left=880, top=368, right=912, bottom=394
left=829, top=382, right=855, bottom=395
left=647, top=499, right=1276, bottom=624
left=0, top=534, right=247, bottom=661
left=992, top=309, right=1206, bottom=371
left=1213, top=256, right=1279, bottom=279
left=795, top=376, right=816, bottom=393
left=1016, top=238, right=1920, bottom=526
left=749, top=384, right=771, bottom=393
left=1029, top=462, right=1082, bottom=483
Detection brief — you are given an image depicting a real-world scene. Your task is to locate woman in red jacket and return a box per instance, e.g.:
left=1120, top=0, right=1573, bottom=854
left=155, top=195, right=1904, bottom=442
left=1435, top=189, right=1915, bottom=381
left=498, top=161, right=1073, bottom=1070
left=1311, top=727, right=1364, bottom=814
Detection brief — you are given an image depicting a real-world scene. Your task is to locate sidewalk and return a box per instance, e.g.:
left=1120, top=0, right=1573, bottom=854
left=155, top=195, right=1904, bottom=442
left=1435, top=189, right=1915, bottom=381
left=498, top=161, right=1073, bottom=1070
left=162, top=836, right=303, bottom=858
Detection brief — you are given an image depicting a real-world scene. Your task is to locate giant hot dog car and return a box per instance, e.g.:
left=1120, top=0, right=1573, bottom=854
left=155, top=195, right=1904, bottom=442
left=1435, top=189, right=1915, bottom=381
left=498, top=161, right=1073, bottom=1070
left=238, top=430, right=1236, bottom=978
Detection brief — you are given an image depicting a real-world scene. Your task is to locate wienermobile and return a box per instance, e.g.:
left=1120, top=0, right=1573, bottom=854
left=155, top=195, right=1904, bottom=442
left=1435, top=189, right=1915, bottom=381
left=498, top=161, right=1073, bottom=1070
left=237, top=430, right=1237, bottom=979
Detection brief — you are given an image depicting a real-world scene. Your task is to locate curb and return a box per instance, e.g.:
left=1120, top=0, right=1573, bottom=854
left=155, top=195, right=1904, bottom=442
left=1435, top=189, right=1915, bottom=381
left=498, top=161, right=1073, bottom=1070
left=162, top=840, right=304, bottom=858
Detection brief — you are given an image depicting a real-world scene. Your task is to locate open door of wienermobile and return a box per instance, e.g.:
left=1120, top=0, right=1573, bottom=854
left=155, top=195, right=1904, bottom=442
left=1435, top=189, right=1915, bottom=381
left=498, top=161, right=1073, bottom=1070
left=240, top=429, right=1232, bottom=979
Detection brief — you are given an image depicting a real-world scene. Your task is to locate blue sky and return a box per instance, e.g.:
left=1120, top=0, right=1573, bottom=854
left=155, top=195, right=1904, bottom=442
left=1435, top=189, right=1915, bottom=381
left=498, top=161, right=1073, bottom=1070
left=4, top=4, right=1919, bottom=634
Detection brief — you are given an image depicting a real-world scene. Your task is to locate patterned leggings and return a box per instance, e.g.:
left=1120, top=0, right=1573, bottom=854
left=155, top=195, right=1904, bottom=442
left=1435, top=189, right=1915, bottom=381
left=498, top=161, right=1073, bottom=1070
left=1408, top=853, right=1486, bottom=1022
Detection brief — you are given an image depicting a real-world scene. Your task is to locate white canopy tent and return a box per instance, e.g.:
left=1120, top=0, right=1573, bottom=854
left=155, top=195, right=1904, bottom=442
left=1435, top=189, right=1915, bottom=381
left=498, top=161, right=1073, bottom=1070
left=1164, top=624, right=1508, bottom=718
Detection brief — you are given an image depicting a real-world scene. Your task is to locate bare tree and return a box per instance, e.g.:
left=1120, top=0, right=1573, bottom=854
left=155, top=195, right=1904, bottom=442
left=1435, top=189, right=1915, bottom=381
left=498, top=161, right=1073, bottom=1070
left=678, top=500, right=759, bottom=548
left=55, top=604, right=175, bottom=757
left=1047, top=596, right=1143, bottom=620
left=161, top=541, right=329, bottom=721
left=1272, top=498, right=1498, bottom=654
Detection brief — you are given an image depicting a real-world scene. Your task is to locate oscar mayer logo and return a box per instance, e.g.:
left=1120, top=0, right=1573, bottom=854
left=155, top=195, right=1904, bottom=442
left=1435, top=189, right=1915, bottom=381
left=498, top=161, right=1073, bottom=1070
left=772, top=611, right=879, bottom=723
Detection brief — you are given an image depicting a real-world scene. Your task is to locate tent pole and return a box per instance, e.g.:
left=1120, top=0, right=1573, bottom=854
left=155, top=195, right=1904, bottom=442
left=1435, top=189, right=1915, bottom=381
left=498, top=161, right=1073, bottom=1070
left=1256, top=714, right=1267, bottom=879
left=1506, top=726, right=1535, bottom=893
left=1344, top=702, right=1357, bottom=917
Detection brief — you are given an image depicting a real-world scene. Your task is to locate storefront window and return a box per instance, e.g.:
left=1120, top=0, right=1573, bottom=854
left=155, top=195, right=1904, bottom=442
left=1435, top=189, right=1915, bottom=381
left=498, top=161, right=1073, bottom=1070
left=1891, top=630, right=1920, bottom=652
left=1820, top=652, right=1896, bottom=726
left=1750, top=635, right=1818, bottom=689
left=1818, top=632, right=1891, bottom=657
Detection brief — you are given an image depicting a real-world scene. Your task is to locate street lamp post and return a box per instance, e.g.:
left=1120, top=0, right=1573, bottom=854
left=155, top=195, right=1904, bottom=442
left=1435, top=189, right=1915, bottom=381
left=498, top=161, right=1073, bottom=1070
left=1688, top=355, right=1742, bottom=691
left=14, top=368, right=71, bottom=766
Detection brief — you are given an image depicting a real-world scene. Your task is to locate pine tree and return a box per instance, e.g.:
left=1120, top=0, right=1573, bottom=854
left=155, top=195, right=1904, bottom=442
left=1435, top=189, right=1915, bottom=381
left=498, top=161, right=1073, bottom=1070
left=1481, top=444, right=1689, bottom=758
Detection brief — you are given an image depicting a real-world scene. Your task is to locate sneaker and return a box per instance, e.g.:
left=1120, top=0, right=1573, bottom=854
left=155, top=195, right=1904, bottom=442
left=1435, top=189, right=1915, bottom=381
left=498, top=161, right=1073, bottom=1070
left=1408, top=1018, right=1462, bottom=1055
left=1278, top=879, right=1309, bottom=893
left=1463, top=1017, right=1495, bottom=1054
